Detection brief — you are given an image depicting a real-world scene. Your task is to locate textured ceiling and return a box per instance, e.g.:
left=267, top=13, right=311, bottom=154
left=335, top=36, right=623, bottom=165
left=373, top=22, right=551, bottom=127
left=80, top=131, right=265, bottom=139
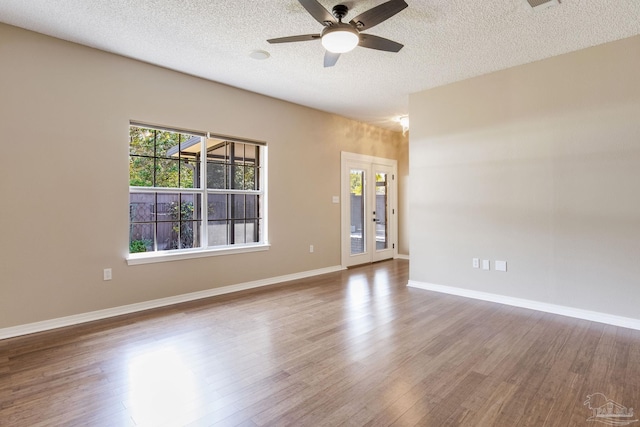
left=1, top=0, right=639, bottom=131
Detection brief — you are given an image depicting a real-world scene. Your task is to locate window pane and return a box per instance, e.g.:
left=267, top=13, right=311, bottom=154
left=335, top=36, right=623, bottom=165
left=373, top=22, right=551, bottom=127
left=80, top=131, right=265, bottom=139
left=243, top=166, right=256, bottom=190
left=244, top=144, right=257, bottom=163
left=207, top=162, right=226, bottom=189
left=233, top=165, right=245, bottom=189
left=208, top=143, right=227, bottom=163
left=231, top=220, right=258, bottom=244
left=153, top=194, right=177, bottom=251
left=233, top=221, right=246, bottom=244
left=157, top=221, right=179, bottom=251
left=129, top=156, right=154, bottom=187
left=179, top=221, right=200, bottom=249
left=155, top=158, right=181, bottom=187
left=208, top=221, right=228, bottom=246
left=232, top=143, right=245, bottom=164
left=130, top=192, right=155, bottom=223
left=231, top=194, right=245, bottom=219
left=129, top=127, right=155, bottom=157
left=129, top=223, right=154, bottom=253
left=251, top=166, right=261, bottom=190
left=178, top=194, right=198, bottom=221
left=156, top=221, right=174, bottom=251
left=155, top=193, right=179, bottom=220
left=208, top=194, right=227, bottom=220
left=180, top=159, right=197, bottom=188
left=245, top=220, right=258, bottom=243
left=245, top=195, right=258, bottom=218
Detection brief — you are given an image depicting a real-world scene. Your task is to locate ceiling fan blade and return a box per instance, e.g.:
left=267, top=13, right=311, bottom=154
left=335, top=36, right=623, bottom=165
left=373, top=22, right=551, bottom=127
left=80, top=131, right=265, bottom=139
left=359, top=34, right=404, bottom=52
left=298, top=0, right=336, bottom=25
left=324, top=51, right=340, bottom=68
left=267, top=34, right=321, bottom=44
left=349, top=0, right=408, bottom=31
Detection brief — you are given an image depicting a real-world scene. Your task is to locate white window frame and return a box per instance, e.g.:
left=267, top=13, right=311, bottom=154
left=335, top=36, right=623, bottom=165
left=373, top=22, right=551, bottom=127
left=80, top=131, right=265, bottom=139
left=127, top=123, right=269, bottom=265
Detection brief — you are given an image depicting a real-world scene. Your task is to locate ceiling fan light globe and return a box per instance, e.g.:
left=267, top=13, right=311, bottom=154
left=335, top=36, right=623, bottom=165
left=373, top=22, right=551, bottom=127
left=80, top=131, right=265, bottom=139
left=321, top=27, right=359, bottom=53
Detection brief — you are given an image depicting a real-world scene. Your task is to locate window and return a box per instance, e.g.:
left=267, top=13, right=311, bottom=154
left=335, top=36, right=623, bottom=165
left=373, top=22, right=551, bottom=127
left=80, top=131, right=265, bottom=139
left=128, top=123, right=266, bottom=261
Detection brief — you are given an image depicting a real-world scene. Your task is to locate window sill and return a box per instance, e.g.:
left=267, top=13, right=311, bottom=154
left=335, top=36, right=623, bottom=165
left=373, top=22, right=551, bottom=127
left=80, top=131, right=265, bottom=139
left=126, top=243, right=270, bottom=265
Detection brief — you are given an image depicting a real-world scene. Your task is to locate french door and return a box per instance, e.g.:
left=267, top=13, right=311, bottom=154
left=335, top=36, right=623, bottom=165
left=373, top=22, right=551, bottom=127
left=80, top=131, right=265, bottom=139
left=341, top=152, right=397, bottom=267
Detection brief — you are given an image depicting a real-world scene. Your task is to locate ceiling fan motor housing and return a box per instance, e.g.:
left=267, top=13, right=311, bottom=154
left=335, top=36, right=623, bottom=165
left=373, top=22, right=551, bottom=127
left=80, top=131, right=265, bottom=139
left=321, top=23, right=359, bottom=38
left=331, top=4, right=349, bottom=21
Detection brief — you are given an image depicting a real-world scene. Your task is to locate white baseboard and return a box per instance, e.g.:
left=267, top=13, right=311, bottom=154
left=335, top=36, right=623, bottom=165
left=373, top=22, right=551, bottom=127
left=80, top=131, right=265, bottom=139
left=407, top=280, right=640, bottom=331
left=0, top=265, right=345, bottom=340
left=395, top=254, right=410, bottom=260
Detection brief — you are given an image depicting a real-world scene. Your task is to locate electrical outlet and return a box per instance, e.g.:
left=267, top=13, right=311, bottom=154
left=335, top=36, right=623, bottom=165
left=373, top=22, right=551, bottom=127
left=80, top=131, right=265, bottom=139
left=309, top=245, right=314, bottom=253
left=472, top=258, right=480, bottom=268
left=103, top=268, right=112, bottom=281
left=495, top=260, right=507, bottom=272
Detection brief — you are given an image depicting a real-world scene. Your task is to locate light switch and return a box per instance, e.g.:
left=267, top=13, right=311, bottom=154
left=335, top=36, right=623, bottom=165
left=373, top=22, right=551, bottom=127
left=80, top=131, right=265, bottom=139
left=332, top=196, right=340, bottom=204
left=495, top=260, right=507, bottom=272
left=482, top=260, right=490, bottom=270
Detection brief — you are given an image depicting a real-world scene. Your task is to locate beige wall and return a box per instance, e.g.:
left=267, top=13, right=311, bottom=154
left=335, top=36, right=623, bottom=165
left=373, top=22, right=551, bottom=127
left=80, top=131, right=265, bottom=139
left=396, top=133, right=410, bottom=256
left=409, top=35, right=640, bottom=319
left=0, top=23, right=405, bottom=329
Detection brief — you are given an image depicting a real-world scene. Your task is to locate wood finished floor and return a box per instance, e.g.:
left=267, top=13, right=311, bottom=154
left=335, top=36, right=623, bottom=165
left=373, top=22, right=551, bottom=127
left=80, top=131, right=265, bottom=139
left=1, top=259, right=640, bottom=426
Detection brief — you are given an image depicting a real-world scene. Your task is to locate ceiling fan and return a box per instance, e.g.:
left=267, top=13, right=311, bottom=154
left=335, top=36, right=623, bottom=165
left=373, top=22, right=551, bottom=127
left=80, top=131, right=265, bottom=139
left=267, top=0, right=408, bottom=68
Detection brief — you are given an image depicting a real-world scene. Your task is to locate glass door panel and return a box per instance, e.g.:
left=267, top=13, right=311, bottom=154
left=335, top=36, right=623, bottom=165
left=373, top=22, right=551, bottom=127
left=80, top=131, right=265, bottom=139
left=350, top=169, right=366, bottom=255
left=375, top=172, right=388, bottom=251
left=371, top=164, right=394, bottom=262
